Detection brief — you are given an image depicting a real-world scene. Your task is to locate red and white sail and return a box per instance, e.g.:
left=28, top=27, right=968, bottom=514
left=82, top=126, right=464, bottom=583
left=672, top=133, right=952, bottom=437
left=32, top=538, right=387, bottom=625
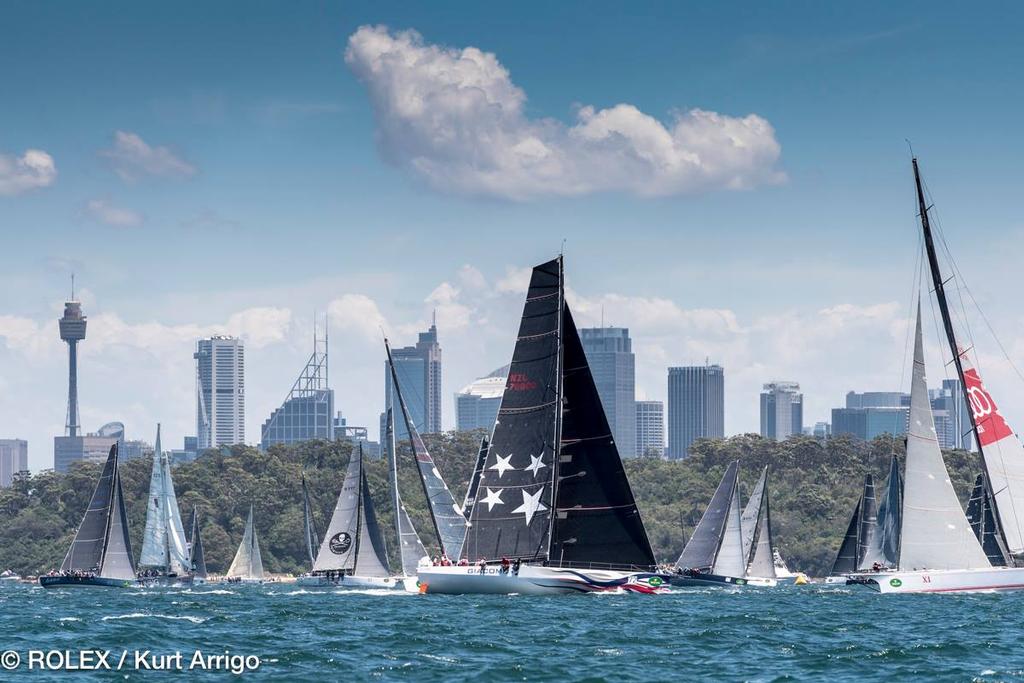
left=959, top=350, right=1024, bottom=556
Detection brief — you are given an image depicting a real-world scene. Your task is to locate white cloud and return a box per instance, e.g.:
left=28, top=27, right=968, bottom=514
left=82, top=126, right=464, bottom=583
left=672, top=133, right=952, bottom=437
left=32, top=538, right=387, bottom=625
left=345, top=25, right=784, bottom=200
left=84, top=198, right=144, bottom=228
left=0, top=149, right=56, bottom=196
left=328, top=294, right=388, bottom=343
left=100, top=131, right=196, bottom=182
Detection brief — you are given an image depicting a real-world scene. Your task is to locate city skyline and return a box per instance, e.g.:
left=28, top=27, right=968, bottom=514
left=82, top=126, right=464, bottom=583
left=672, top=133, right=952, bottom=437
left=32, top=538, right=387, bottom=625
left=4, top=3, right=1024, bottom=470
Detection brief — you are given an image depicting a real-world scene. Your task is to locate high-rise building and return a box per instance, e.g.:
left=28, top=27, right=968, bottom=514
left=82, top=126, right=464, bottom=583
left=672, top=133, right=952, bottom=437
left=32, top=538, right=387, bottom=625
left=195, top=336, right=245, bottom=449
left=580, top=327, right=636, bottom=459
left=759, top=381, right=803, bottom=441
left=667, top=364, right=725, bottom=459
left=384, top=322, right=442, bottom=441
left=930, top=379, right=974, bottom=451
left=455, top=366, right=508, bottom=433
left=806, top=421, right=831, bottom=440
left=635, top=400, right=665, bottom=458
left=831, top=391, right=910, bottom=441
left=54, top=422, right=122, bottom=473
left=261, top=329, right=334, bottom=449
left=0, top=439, right=28, bottom=487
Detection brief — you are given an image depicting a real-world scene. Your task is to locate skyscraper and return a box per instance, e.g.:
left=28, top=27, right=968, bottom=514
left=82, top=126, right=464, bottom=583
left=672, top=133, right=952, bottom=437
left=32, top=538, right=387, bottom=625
left=260, top=328, right=334, bottom=449
left=930, top=379, right=974, bottom=451
left=195, top=336, right=245, bottom=449
left=0, top=439, right=28, bottom=488
left=455, top=366, right=507, bottom=433
left=384, top=321, right=442, bottom=441
left=635, top=400, right=665, bottom=458
left=831, top=391, right=910, bottom=441
left=580, top=327, right=636, bottom=459
left=759, top=381, right=803, bottom=441
left=667, top=364, right=725, bottom=459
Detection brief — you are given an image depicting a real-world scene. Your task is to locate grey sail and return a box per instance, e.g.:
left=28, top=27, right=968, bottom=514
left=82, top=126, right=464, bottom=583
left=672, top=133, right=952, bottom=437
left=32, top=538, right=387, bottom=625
left=313, top=452, right=361, bottom=573
left=100, top=457, right=137, bottom=580
left=745, top=467, right=776, bottom=578
left=855, top=475, right=880, bottom=570
left=138, top=425, right=190, bottom=574
left=860, top=455, right=901, bottom=569
left=899, top=303, right=989, bottom=571
left=353, top=466, right=391, bottom=578
left=712, top=466, right=746, bottom=577
left=387, top=403, right=428, bottom=576
left=227, top=505, right=264, bottom=580
left=740, top=466, right=767, bottom=562
left=461, top=435, right=489, bottom=522
left=189, top=507, right=207, bottom=578
left=967, top=474, right=1010, bottom=566
left=301, top=474, right=320, bottom=570
left=831, top=499, right=861, bottom=575
left=61, top=445, right=118, bottom=573
left=676, top=461, right=739, bottom=571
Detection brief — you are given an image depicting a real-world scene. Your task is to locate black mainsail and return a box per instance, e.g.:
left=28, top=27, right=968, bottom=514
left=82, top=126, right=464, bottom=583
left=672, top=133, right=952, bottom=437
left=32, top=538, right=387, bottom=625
left=856, top=474, right=879, bottom=569
left=967, top=473, right=1010, bottom=566
left=189, top=507, right=207, bottom=579
left=60, top=444, right=136, bottom=580
left=831, top=498, right=862, bottom=575
left=675, top=461, right=740, bottom=572
left=462, top=256, right=656, bottom=569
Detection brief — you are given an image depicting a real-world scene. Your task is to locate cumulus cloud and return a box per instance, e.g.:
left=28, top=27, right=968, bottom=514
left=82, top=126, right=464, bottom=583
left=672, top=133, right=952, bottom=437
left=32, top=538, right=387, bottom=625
left=100, top=130, right=196, bottom=181
left=328, top=294, right=388, bottom=343
left=0, top=149, right=56, bottom=196
left=84, top=198, right=144, bottom=228
left=345, top=26, right=784, bottom=200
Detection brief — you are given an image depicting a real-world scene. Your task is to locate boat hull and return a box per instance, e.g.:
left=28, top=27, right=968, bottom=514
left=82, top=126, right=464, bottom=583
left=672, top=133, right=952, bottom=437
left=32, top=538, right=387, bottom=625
left=417, top=565, right=668, bottom=595
left=39, top=576, right=136, bottom=589
left=668, top=573, right=778, bottom=588
left=295, top=574, right=412, bottom=590
left=850, top=567, right=1024, bottom=594
left=138, top=575, right=194, bottom=588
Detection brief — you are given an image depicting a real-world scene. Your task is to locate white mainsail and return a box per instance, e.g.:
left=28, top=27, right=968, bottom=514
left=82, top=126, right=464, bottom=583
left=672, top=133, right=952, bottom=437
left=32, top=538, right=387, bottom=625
left=899, top=305, right=990, bottom=571
left=959, top=351, right=1024, bottom=557
left=227, top=505, right=265, bottom=580
left=712, top=469, right=746, bottom=577
left=745, top=468, right=776, bottom=579
left=139, top=425, right=190, bottom=574
left=312, top=453, right=361, bottom=573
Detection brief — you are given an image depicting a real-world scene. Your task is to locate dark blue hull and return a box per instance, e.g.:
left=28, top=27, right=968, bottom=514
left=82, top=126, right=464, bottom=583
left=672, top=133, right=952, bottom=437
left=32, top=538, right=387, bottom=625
left=39, top=576, right=136, bottom=589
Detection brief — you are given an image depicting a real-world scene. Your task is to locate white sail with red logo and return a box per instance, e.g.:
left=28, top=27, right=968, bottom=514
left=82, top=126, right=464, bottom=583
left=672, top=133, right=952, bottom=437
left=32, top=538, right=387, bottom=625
left=957, top=351, right=1024, bottom=555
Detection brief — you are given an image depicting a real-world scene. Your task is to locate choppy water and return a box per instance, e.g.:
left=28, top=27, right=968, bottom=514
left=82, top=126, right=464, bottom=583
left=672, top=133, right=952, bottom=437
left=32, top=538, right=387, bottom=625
left=1, top=581, right=1022, bottom=681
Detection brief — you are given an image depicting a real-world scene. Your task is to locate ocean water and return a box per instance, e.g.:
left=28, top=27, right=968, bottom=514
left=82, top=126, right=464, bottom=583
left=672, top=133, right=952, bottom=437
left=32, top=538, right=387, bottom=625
left=0, top=581, right=1021, bottom=681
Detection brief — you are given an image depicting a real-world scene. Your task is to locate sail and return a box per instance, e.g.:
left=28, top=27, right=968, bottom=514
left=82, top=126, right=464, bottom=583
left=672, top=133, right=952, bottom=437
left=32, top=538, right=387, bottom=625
left=830, top=499, right=861, bottom=575
left=462, top=259, right=561, bottom=562
left=227, top=505, right=264, bottom=579
left=959, top=353, right=1024, bottom=556
left=461, top=435, right=489, bottom=521
left=676, top=461, right=739, bottom=571
left=861, top=455, right=901, bottom=568
left=301, top=475, right=320, bottom=570
left=745, top=470, right=776, bottom=579
left=61, top=445, right=118, bottom=573
left=740, top=467, right=767, bottom=561
left=967, top=474, right=1010, bottom=566
left=161, top=451, right=190, bottom=575
left=140, top=427, right=168, bottom=567
left=711, top=466, right=745, bottom=577
left=855, top=475, right=880, bottom=570
left=189, top=508, right=208, bottom=578
left=353, top=469, right=391, bottom=577
left=313, top=452, right=361, bottom=573
left=385, top=340, right=468, bottom=561
left=387, top=403, right=428, bottom=576
left=899, top=305, right=989, bottom=571
left=548, top=305, right=657, bottom=569
left=99, top=460, right=136, bottom=580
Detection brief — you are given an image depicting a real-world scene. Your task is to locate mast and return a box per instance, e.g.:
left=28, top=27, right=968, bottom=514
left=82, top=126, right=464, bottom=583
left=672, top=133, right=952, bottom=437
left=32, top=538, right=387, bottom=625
left=546, top=254, right=565, bottom=563
left=913, top=157, right=1011, bottom=557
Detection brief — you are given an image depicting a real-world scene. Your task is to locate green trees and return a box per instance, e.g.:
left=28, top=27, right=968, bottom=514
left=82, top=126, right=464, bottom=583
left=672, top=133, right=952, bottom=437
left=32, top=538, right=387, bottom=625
left=0, top=432, right=983, bottom=577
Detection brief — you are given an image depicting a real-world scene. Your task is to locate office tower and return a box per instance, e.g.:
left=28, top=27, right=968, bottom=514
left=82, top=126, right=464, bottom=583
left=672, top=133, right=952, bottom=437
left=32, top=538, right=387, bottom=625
left=0, top=439, right=28, bottom=487
left=930, top=379, right=974, bottom=451
left=455, top=365, right=508, bottom=432
left=809, top=422, right=831, bottom=440
left=580, top=327, right=636, bottom=459
left=195, top=336, right=245, bottom=449
left=261, top=328, right=334, bottom=449
left=635, top=400, right=665, bottom=458
left=54, top=422, right=122, bottom=473
left=384, top=321, right=442, bottom=441
left=667, top=364, right=725, bottom=459
left=759, top=381, right=803, bottom=441
left=831, top=390, right=910, bottom=441
left=170, top=436, right=199, bottom=464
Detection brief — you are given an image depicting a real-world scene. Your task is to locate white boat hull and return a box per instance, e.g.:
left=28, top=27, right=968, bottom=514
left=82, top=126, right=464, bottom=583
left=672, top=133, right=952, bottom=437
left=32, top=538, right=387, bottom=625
left=850, top=567, right=1024, bottom=594
left=669, top=572, right=778, bottom=588
left=295, top=573, right=412, bottom=591
left=417, top=565, right=668, bottom=595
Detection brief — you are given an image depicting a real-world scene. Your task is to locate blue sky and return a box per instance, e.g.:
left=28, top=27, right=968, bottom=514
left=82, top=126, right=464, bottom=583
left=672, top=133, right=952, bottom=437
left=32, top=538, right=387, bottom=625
left=3, top=1, right=1024, bottom=470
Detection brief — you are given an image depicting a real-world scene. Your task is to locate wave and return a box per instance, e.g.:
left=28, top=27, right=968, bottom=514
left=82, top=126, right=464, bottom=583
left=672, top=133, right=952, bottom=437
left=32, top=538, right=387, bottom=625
left=101, top=613, right=208, bottom=624
left=181, top=589, right=235, bottom=595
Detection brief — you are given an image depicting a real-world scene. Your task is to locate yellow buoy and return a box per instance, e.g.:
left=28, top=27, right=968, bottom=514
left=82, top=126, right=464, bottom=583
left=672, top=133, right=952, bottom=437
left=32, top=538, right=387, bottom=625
left=794, top=573, right=809, bottom=586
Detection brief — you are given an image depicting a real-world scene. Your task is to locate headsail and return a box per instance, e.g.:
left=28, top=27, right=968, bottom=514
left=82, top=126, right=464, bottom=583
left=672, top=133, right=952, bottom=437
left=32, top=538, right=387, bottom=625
left=711, top=466, right=745, bottom=577
left=387, top=405, right=428, bottom=576
left=189, top=507, right=208, bottom=578
left=967, top=473, right=1010, bottom=566
left=860, top=455, right=901, bottom=569
left=741, top=466, right=767, bottom=561
left=385, top=339, right=468, bottom=560
left=830, top=498, right=861, bottom=575
left=744, top=467, right=776, bottom=579
left=227, top=505, right=264, bottom=580
left=353, top=462, right=391, bottom=578
left=461, top=435, right=489, bottom=522
left=898, top=304, right=989, bottom=571
left=139, top=425, right=190, bottom=574
left=301, top=474, right=320, bottom=570
left=676, top=461, right=739, bottom=572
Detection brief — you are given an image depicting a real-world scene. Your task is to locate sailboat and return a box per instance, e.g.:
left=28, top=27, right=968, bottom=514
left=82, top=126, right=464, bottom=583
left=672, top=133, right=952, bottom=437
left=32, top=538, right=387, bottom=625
left=297, top=444, right=397, bottom=588
left=40, top=444, right=137, bottom=588
left=138, top=425, right=193, bottom=586
left=382, top=402, right=430, bottom=591
left=826, top=455, right=902, bottom=583
left=225, top=505, right=265, bottom=583
left=189, top=507, right=208, bottom=583
left=852, top=158, right=1024, bottom=593
left=672, top=461, right=778, bottom=587
left=418, top=256, right=665, bottom=595
left=301, top=474, right=321, bottom=572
